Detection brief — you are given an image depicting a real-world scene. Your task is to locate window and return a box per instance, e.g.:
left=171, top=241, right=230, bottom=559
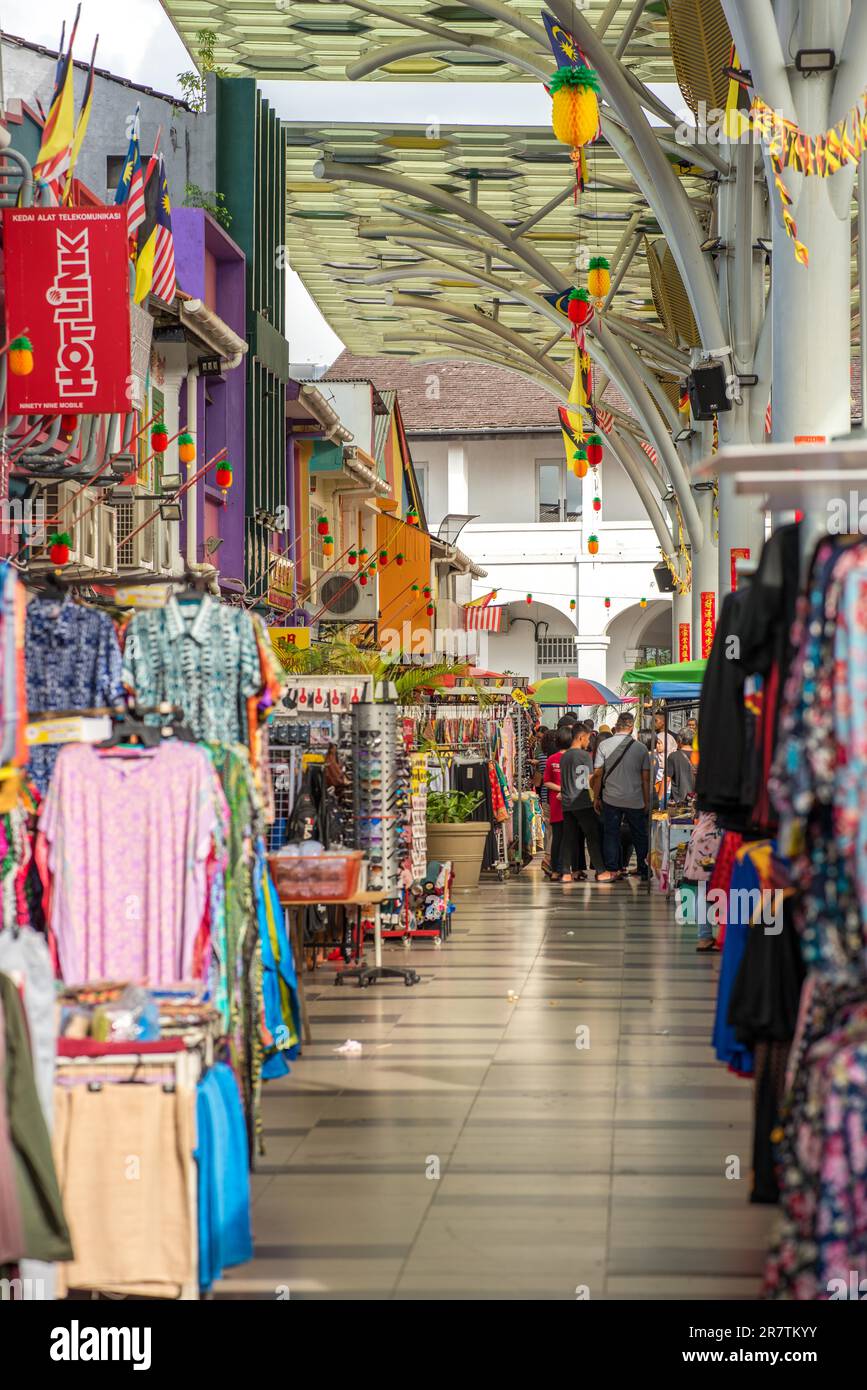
left=106, top=153, right=152, bottom=196
left=536, top=460, right=582, bottom=523
left=639, top=646, right=672, bottom=666
left=537, top=636, right=578, bottom=666
left=414, top=462, right=428, bottom=512
left=309, top=502, right=325, bottom=570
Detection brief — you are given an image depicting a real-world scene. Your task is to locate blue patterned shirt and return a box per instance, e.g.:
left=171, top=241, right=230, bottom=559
left=25, top=595, right=124, bottom=792
left=122, top=596, right=262, bottom=746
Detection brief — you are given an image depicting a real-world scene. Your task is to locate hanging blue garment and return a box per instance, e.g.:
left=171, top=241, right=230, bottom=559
left=712, top=844, right=775, bottom=1075
left=196, top=1063, right=253, bottom=1293
left=254, top=839, right=300, bottom=1078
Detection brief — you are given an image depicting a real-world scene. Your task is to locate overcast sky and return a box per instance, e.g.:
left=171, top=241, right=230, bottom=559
left=1, top=0, right=685, bottom=365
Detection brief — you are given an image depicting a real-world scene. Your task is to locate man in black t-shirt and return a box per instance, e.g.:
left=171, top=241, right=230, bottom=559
left=666, top=730, right=696, bottom=803
left=559, top=727, right=616, bottom=884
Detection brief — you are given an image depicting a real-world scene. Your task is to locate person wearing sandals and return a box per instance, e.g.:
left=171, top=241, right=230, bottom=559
left=559, top=726, right=617, bottom=884
left=542, top=726, right=571, bottom=880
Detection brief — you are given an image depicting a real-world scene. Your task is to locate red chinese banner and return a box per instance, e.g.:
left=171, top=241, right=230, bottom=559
left=730, top=547, right=750, bottom=592
left=678, top=622, right=691, bottom=662
left=700, top=591, right=716, bottom=658
left=3, top=208, right=132, bottom=414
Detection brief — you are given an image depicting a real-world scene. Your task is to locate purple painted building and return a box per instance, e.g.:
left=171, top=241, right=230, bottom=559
left=173, top=208, right=247, bottom=587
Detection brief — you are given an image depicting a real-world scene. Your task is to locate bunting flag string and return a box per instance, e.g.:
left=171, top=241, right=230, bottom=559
left=751, top=91, right=867, bottom=266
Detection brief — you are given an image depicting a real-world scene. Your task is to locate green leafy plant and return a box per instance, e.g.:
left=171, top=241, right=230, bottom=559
left=177, top=29, right=227, bottom=113
left=426, top=790, right=484, bottom=824
left=183, top=184, right=232, bottom=230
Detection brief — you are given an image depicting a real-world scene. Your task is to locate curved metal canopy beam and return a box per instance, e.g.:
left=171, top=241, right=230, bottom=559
left=607, top=426, right=679, bottom=566
left=346, top=33, right=549, bottom=83
left=315, top=158, right=571, bottom=292
left=543, top=0, right=728, bottom=355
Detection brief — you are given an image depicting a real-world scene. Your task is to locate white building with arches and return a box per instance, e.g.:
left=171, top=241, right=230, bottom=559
left=324, top=353, right=674, bottom=691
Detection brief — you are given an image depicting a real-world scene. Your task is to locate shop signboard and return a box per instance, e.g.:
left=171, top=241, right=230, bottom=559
left=700, top=591, right=716, bottom=658
left=678, top=622, right=690, bottom=662
left=270, top=627, right=311, bottom=665
left=3, top=207, right=132, bottom=414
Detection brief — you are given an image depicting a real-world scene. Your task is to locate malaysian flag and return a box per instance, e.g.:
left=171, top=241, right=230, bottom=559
left=115, top=107, right=146, bottom=235
left=135, top=155, right=176, bottom=305
left=152, top=157, right=177, bottom=303
left=32, top=9, right=78, bottom=201
left=640, top=439, right=658, bottom=465
left=594, top=408, right=613, bottom=434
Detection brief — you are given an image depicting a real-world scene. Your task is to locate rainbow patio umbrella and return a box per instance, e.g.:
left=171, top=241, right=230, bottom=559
left=528, top=676, right=635, bottom=706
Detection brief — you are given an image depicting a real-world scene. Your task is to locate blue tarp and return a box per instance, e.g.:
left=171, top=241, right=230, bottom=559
left=650, top=681, right=702, bottom=698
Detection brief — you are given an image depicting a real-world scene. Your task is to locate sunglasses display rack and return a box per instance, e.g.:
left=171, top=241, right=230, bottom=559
left=339, top=698, right=420, bottom=988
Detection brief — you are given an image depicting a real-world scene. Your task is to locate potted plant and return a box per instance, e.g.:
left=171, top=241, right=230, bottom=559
left=425, top=789, right=490, bottom=886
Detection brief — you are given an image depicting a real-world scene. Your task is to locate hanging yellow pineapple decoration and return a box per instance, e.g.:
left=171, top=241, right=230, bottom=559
left=587, top=256, right=610, bottom=304
left=571, top=448, right=588, bottom=479
left=550, top=65, right=601, bottom=185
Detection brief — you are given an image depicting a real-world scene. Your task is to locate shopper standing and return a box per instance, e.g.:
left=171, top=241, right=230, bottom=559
left=560, top=727, right=617, bottom=884
left=591, top=713, right=651, bottom=879
left=542, top=726, right=572, bottom=880
left=666, top=730, right=696, bottom=803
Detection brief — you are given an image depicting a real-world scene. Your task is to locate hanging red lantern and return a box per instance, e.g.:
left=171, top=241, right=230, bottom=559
left=317, top=515, right=329, bottom=537
left=567, top=288, right=592, bottom=328
left=395, top=552, right=405, bottom=567
left=604, top=596, right=611, bottom=610
left=592, top=496, right=601, bottom=513
left=586, top=434, right=603, bottom=467
left=426, top=604, right=434, bottom=617
left=359, top=571, right=369, bottom=587
left=587, top=534, right=599, bottom=556
left=379, top=548, right=388, bottom=566
left=178, top=431, right=196, bottom=465
left=526, top=593, right=533, bottom=605
left=48, top=531, right=72, bottom=566
left=323, top=535, right=334, bottom=558
left=215, top=460, right=233, bottom=491
left=423, top=585, right=431, bottom=598
left=151, top=421, right=169, bottom=453
left=60, top=413, right=78, bottom=435
left=348, top=549, right=358, bottom=566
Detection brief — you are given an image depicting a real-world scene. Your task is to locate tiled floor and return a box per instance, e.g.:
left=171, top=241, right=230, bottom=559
left=216, top=869, right=778, bottom=1300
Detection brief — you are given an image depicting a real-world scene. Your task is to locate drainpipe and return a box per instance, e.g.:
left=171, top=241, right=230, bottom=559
left=184, top=365, right=199, bottom=570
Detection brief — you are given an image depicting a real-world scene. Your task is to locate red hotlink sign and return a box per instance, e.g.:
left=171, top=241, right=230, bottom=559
left=3, top=208, right=132, bottom=413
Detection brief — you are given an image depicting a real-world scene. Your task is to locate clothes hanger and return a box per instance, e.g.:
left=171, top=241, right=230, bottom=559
left=97, top=707, right=163, bottom=751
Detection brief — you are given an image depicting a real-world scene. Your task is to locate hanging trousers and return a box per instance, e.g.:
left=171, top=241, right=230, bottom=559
left=561, top=805, right=605, bottom=874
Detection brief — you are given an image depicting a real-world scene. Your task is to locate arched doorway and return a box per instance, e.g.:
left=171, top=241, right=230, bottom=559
left=604, top=599, right=671, bottom=692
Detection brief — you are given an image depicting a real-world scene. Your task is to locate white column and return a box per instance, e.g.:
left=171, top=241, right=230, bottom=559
left=184, top=366, right=199, bottom=570
left=691, top=486, right=719, bottom=657
left=446, top=443, right=469, bottom=514
left=672, top=584, right=693, bottom=662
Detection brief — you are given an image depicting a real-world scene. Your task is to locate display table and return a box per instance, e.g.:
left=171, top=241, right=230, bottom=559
left=273, top=891, right=420, bottom=1020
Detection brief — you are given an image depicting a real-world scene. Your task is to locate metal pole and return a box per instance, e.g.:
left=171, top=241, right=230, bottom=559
left=860, top=166, right=867, bottom=430
left=516, top=707, right=523, bottom=872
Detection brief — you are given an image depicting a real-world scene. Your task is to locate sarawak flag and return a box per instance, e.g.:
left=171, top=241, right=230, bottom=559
left=64, top=35, right=97, bottom=200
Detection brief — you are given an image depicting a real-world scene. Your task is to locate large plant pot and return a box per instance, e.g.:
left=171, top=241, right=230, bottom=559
left=425, top=820, right=491, bottom=886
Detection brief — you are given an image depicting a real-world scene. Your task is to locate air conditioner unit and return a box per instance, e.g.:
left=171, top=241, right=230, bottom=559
left=76, top=492, right=100, bottom=570
left=30, top=482, right=81, bottom=565
left=318, top=570, right=379, bottom=622
left=155, top=515, right=179, bottom=576
left=98, top=502, right=117, bottom=574
left=115, top=499, right=155, bottom=572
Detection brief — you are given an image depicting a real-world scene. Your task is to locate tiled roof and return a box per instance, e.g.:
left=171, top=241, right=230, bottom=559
left=327, top=352, right=568, bottom=433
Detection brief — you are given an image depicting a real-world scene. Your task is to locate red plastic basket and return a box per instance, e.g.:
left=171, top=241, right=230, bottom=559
left=268, top=850, right=363, bottom=903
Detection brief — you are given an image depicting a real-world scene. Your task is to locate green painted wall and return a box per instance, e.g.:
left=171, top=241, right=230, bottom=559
left=216, top=77, right=289, bottom=592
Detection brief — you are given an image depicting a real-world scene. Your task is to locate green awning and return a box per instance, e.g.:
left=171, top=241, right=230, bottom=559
left=621, top=659, right=707, bottom=686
